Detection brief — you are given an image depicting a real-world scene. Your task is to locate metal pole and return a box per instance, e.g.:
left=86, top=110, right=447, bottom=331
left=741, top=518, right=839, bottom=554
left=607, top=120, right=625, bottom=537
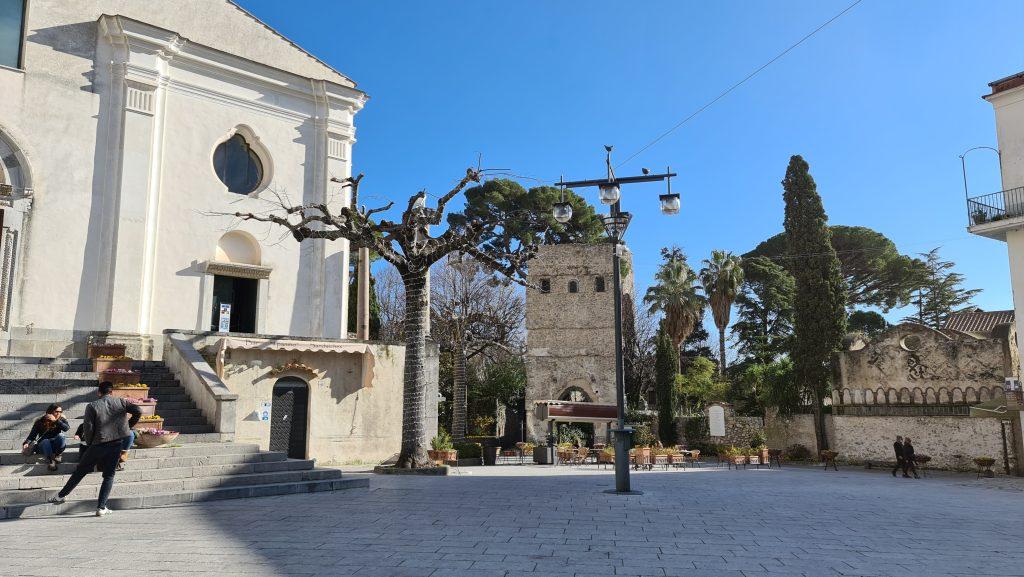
left=609, top=200, right=634, bottom=494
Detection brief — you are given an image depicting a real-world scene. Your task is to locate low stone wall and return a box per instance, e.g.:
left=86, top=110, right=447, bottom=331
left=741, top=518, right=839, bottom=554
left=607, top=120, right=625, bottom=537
left=831, top=415, right=1014, bottom=473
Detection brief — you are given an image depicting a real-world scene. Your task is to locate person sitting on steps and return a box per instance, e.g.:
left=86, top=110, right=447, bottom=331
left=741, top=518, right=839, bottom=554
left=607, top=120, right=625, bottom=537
left=48, top=381, right=142, bottom=516
left=23, top=404, right=70, bottom=471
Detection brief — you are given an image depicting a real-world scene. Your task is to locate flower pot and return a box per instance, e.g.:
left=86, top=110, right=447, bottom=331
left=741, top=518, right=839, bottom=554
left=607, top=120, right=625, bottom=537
left=133, top=417, right=164, bottom=431
left=135, top=431, right=179, bottom=449
left=747, top=455, right=761, bottom=465
left=428, top=449, right=457, bottom=465
left=94, top=359, right=133, bottom=373
left=112, top=386, right=150, bottom=400
left=99, top=370, right=141, bottom=385
left=89, top=343, right=127, bottom=359
left=731, top=455, right=746, bottom=466
left=759, top=448, right=769, bottom=463
left=130, top=400, right=158, bottom=416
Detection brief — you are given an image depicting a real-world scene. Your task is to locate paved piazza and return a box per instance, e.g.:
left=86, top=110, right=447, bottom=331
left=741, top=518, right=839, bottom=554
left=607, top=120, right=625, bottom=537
left=2, top=464, right=1022, bottom=577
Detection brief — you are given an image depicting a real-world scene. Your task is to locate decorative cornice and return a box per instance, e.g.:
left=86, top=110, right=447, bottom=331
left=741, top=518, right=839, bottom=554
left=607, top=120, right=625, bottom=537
left=203, top=261, right=273, bottom=280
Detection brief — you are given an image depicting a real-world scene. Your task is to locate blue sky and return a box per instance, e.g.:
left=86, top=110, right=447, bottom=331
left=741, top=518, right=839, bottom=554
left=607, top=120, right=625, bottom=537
left=239, top=0, right=1023, bottom=334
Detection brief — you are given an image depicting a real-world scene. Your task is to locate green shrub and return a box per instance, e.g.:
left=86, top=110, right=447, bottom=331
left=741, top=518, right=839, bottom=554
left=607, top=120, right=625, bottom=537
left=431, top=429, right=453, bottom=451
left=683, top=416, right=709, bottom=444
left=749, top=431, right=767, bottom=449
left=453, top=442, right=482, bottom=459
left=633, top=424, right=657, bottom=448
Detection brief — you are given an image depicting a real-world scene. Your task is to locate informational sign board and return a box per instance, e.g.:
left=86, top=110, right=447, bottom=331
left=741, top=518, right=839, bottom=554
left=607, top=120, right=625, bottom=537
left=218, top=303, right=232, bottom=333
left=259, top=401, right=272, bottom=422
left=708, top=405, right=726, bottom=437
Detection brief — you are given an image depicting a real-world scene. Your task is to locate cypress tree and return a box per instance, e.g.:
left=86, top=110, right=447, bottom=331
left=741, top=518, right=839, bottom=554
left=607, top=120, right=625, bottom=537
left=782, top=155, right=846, bottom=452
left=654, top=325, right=680, bottom=445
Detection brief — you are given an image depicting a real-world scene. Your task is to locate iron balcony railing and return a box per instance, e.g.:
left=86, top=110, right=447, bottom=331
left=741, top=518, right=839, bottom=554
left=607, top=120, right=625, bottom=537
left=967, top=187, right=1024, bottom=226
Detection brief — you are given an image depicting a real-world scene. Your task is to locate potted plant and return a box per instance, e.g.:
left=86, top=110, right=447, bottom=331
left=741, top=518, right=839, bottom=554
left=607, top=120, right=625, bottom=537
left=972, top=208, right=988, bottom=225
left=749, top=431, right=769, bottom=463
left=135, top=428, right=179, bottom=449
left=597, top=447, right=615, bottom=465
left=132, top=414, right=164, bottom=430
left=129, top=397, right=158, bottom=416
left=88, top=343, right=126, bottom=359
left=428, top=430, right=457, bottom=465
left=93, top=357, right=133, bottom=373
left=100, top=368, right=141, bottom=385
left=111, top=383, right=149, bottom=400
left=974, top=456, right=996, bottom=478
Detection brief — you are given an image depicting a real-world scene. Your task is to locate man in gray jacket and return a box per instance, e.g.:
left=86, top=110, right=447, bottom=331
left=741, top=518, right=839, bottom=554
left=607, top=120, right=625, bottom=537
left=49, top=381, right=142, bottom=516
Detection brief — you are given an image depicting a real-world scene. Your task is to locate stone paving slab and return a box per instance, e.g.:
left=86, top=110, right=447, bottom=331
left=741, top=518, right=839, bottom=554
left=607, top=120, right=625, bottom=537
left=2, top=465, right=1024, bottom=576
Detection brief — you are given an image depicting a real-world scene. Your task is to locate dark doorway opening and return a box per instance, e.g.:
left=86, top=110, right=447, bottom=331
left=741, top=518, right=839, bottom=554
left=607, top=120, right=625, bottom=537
left=211, top=275, right=257, bottom=333
left=270, top=377, right=309, bottom=459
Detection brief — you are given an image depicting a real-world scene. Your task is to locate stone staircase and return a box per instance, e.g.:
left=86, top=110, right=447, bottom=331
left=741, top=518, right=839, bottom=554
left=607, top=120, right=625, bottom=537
left=0, top=356, right=368, bottom=518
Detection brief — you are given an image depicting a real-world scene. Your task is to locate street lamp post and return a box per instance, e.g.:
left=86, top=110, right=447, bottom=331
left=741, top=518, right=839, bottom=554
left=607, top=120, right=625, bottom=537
left=555, top=147, right=677, bottom=494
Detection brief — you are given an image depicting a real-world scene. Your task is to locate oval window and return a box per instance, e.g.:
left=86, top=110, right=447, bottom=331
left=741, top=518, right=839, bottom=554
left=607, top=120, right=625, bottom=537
left=214, top=134, right=264, bottom=194
left=900, top=335, right=922, bottom=352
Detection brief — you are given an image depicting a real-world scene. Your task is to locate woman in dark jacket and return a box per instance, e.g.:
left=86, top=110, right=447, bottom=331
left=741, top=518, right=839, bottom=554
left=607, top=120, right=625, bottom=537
left=23, top=403, right=70, bottom=471
left=901, top=437, right=920, bottom=479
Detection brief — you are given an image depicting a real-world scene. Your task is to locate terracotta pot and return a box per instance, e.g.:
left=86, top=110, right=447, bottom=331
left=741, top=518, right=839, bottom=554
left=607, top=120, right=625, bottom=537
left=99, top=370, right=140, bottom=385
left=93, top=359, right=133, bottom=373
left=112, top=387, right=149, bottom=400
left=132, top=418, right=164, bottom=431
left=427, top=449, right=457, bottom=465
left=130, top=401, right=157, bottom=416
left=760, top=448, right=769, bottom=462
left=731, top=455, right=746, bottom=465
left=88, top=344, right=126, bottom=359
left=747, top=455, right=761, bottom=465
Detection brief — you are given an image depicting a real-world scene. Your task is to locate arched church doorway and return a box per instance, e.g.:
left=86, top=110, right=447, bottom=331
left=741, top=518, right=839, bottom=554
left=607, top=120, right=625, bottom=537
left=269, top=377, right=309, bottom=459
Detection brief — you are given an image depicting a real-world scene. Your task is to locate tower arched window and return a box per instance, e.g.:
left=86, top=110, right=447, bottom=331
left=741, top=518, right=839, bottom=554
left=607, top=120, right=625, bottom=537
left=214, top=134, right=264, bottom=194
left=568, top=280, right=578, bottom=294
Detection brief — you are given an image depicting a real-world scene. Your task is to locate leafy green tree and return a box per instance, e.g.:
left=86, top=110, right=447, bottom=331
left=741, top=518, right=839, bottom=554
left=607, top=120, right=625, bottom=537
left=644, top=247, right=706, bottom=351
left=746, top=225, right=921, bottom=311
left=450, top=179, right=605, bottom=251
left=478, top=357, right=527, bottom=409
left=848, top=310, right=889, bottom=337
left=654, top=327, right=680, bottom=444
left=675, top=356, right=727, bottom=414
left=734, top=359, right=799, bottom=416
left=732, top=256, right=794, bottom=364
left=700, top=250, right=744, bottom=376
left=902, top=248, right=981, bottom=328
left=782, top=155, right=846, bottom=451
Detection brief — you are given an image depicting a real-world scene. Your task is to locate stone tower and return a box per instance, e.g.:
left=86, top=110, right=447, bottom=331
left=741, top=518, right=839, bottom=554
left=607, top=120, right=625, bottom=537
left=524, top=243, right=634, bottom=442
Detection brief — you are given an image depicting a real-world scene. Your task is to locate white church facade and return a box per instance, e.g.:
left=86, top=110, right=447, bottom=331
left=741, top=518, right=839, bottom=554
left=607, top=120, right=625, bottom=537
left=0, top=1, right=364, bottom=356
left=0, top=1, right=435, bottom=466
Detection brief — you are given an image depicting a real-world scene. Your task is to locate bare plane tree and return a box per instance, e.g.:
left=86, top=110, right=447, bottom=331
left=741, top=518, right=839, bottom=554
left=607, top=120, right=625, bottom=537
left=431, top=253, right=525, bottom=439
left=231, top=169, right=536, bottom=468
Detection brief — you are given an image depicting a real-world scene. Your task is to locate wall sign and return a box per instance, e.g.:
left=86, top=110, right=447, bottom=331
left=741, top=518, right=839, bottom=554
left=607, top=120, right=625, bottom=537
left=259, top=401, right=271, bottom=422
left=708, top=405, right=726, bottom=437
left=218, top=303, right=232, bottom=333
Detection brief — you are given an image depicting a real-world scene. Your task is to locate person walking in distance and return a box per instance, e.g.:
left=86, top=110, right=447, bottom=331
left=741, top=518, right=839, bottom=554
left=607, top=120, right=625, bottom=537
left=891, top=436, right=904, bottom=477
left=901, top=437, right=920, bottom=479
left=48, top=381, right=142, bottom=516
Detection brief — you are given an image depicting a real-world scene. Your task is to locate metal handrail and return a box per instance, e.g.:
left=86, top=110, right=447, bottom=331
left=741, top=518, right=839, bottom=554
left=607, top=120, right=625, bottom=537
left=967, top=187, right=1024, bottom=226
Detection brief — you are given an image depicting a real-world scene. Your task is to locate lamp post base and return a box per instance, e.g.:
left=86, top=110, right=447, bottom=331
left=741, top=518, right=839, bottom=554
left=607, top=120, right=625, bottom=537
left=610, top=427, right=639, bottom=494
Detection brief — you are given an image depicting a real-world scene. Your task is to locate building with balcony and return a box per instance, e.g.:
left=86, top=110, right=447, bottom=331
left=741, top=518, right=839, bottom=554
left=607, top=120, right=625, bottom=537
left=968, top=71, right=1024, bottom=360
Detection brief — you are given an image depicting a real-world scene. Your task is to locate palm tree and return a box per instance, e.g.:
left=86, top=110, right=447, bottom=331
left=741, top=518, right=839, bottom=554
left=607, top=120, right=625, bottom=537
left=643, top=249, right=706, bottom=352
left=700, top=250, right=744, bottom=376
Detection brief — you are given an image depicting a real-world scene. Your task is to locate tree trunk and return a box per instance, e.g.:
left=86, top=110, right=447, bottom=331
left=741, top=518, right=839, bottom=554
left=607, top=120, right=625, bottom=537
left=811, top=387, right=829, bottom=452
left=717, top=326, right=726, bottom=377
left=395, top=268, right=431, bottom=468
left=451, top=329, right=467, bottom=441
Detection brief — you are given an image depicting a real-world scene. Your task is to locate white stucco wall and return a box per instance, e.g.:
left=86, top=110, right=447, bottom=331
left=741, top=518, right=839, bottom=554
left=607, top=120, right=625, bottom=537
left=0, top=2, right=365, bottom=355
left=989, top=83, right=1024, bottom=191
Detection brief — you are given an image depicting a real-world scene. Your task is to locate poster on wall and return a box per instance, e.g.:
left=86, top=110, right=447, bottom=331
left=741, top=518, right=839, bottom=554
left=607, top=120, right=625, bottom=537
left=259, top=401, right=271, bottom=422
left=218, top=303, right=232, bottom=333
left=708, top=405, right=726, bottom=437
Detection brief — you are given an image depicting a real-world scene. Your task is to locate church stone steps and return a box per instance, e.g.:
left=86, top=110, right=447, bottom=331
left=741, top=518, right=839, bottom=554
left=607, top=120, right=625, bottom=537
left=2, top=477, right=367, bottom=519
left=0, top=449, right=287, bottom=475
left=0, top=458, right=321, bottom=490
left=0, top=467, right=343, bottom=505
left=0, top=356, right=362, bottom=518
